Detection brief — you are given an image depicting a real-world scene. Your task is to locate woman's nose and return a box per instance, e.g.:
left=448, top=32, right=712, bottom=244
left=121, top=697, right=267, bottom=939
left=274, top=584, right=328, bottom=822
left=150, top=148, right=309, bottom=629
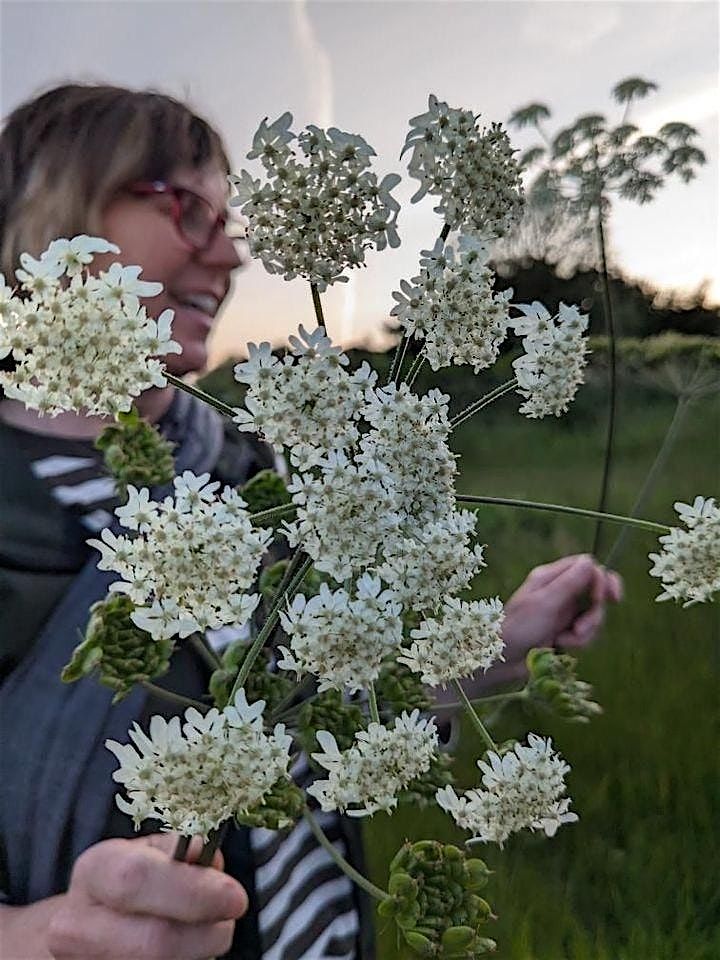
left=198, top=227, right=245, bottom=271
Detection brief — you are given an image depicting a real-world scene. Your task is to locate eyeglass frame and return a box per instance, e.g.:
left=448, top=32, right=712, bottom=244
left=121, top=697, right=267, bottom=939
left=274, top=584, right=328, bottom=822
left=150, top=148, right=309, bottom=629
left=125, top=180, right=246, bottom=252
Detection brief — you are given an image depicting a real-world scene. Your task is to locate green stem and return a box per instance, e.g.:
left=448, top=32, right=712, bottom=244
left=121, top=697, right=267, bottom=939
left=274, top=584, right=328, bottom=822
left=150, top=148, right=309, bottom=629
left=164, top=372, right=238, bottom=421
left=452, top=680, right=497, bottom=751
left=303, top=806, right=390, bottom=902
left=140, top=681, right=208, bottom=712
left=228, top=557, right=313, bottom=702
left=403, top=352, right=426, bottom=388
left=440, top=222, right=451, bottom=242
left=604, top=397, right=689, bottom=568
left=387, top=332, right=410, bottom=386
left=190, top=634, right=222, bottom=672
left=592, top=202, right=618, bottom=556
left=367, top=683, right=380, bottom=724
left=172, top=835, right=191, bottom=861
left=456, top=493, right=669, bottom=534
left=199, top=822, right=229, bottom=867
left=310, top=282, right=325, bottom=328
left=433, top=689, right=527, bottom=712
left=269, top=675, right=318, bottom=724
left=450, top=379, right=518, bottom=429
left=248, top=503, right=296, bottom=525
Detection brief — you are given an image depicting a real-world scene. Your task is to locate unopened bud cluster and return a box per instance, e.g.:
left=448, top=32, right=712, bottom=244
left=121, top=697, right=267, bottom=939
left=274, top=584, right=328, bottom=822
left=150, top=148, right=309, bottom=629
left=94, top=406, right=176, bottom=499
left=526, top=647, right=602, bottom=723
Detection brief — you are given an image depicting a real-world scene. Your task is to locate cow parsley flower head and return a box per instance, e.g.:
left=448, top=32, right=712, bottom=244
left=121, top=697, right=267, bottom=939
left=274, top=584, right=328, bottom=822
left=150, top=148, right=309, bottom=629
left=649, top=496, right=720, bottom=605
left=88, top=471, right=271, bottom=641
left=403, top=94, right=524, bottom=238
left=359, top=383, right=456, bottom=525
left=391, top=234, right=513, bottom=372
left=233, top=325, right=377, bottom=469
left=283, top=450, right=403, bottom=582
left=399, top=595, right=505, bottom=686
left=307, top=710, right=438, bottom=817
left=228, top=114, right=401, bottom=291
left=278, top=574, right=403, bottom=693
left=436, top=734, right=577, bottom=846
left=105, top=690, right=293, bottom=840
left=0, top=236, right=181, bottom=417
left=511, top=301, right=590, bottom=418
left=377, top=510, right=486, bottom=610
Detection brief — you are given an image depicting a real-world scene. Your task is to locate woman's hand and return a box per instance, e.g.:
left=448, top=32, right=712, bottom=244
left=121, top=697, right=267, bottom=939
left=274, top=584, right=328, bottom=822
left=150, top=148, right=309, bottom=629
left=495, top=553, right=623, bottom=685
left=45, top=832, right=247, bottom=960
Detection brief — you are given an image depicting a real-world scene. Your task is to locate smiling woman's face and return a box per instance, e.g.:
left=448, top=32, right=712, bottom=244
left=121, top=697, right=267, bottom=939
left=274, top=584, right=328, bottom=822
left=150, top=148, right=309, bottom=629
left=95, top=164, right=245, bottom=376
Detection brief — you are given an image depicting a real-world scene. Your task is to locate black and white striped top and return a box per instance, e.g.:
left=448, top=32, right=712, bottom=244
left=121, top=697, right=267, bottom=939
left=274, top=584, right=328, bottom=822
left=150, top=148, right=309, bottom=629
left=14, top=430, right=360, bottom=960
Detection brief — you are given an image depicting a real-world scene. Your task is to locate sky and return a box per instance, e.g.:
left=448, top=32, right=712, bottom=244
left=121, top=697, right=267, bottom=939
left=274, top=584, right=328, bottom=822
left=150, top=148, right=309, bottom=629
left=1, top=0, right=717, bottom=365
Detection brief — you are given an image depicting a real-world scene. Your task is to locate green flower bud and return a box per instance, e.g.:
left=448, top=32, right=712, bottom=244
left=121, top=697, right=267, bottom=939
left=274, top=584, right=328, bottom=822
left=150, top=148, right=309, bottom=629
left=376, top=658, right=433, bottom=716
left=297, top=689, right=366, bottom=756
left=209, top=642, right=293, bottom=710
left=94, top=406, right=175, bottom=499
left=404, top=931, right=434, bottom=956
left=441, top=925, right=475, bottom=952
left=234, top=777, right=304, bottom=829
left=526, top=647, right=602, bottom=723
left=239, top=469, right=292, bottom=529
left=401, top=753, right=455, bottom=807
left=61, top=593, right=173, bottom=702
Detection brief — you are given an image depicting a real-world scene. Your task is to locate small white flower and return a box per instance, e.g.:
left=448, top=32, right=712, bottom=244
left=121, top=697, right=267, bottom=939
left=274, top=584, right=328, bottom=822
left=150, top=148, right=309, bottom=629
left=229, top=114, right=400, bottom=291
left=649, top=496, right=720, bottom=605
left=0, top=237, right=181, bottom=417
left=90, top=472, right=272, bottom=642
left=277, top=574, right=403, bottom=693
left=510, top=300, right=590, bottom=418
left=307, top=710, right=438, bottom=817
left=105, top=691, right=293, bottom=840
left=399, top=595, right=505, bottom=686
left=436, top=734, right=577, bottom=845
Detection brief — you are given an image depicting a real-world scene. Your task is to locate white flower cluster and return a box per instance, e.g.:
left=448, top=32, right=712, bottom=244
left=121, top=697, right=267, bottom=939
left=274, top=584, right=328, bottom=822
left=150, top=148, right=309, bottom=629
left=511, top=301, right=590, bottom=418
left=279, top=369, right=486, bottom=608
left=398, top=596, right=505, bottom=686
left=233, top=326, right=376, bottom=469
left=307, top=710, right=438, bottom=817
left=376, top=512, right=486, bottom=609
left=229, top=113, right=401, bottom=291
left=649, top=496, right=720, bottom=606
left=0, top=236, right=181, bottom=417
left=105, top=691, right=293, bottom=840
left=391, top=235, right=513, bottom=372
left=278, top=575, right=403, bottom=693
left=436, top=734, right=578, bottom=846
left=403, top=94, right=524, bottom=237
left=360, top=383, right=456, bottom=523
left=89, top=472, right=271, bottom=641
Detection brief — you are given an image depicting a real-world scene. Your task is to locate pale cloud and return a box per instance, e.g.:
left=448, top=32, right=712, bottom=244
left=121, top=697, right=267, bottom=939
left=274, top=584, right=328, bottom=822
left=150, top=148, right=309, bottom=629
left=632, top=79, right=719, bottom=133
left=292, top=0, right=334, bottom=127
left=519, top=1, right=622, bottom=53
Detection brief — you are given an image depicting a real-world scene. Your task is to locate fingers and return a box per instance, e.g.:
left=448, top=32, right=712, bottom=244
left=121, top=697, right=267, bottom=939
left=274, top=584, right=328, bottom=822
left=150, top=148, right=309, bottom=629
left=606, top=569, right=624, bottom=602
left=48, top=899, right=235, bottom=960
left=73, top=839, right=247, bottom=924
left=524, top=554, right=586, bottom=588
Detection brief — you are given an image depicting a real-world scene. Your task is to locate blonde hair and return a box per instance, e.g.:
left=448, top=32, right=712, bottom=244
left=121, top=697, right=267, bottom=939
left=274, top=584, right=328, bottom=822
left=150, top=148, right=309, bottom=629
left=0, top=82, right=230, bottom=282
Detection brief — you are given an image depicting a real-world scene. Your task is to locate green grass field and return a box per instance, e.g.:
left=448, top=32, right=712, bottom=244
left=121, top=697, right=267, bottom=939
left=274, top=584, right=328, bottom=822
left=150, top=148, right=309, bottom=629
left=363, top=381, right=719, bottom=960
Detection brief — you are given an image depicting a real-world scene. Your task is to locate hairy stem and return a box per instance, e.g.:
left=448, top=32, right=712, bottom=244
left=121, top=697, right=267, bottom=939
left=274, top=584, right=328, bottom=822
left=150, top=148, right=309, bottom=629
left=164, top=372, right=237, bottom=421
left=452, top=680, right=497, bottom=751
left=450, top=379, right=518, bottom=429
left=199, top=822, right=230, bottom=867
left=367, top=683, right=380, bottom=724
left=303, top=806, right=390, bottom=902
left=592, top=203, right=618, bottom=556
left=141, top=681, right=208, bottom=712
left=310, top=282, right=325, bottom=328
left=403, top=352, right=426, bottom=388
left=172, top=835, right=191, bottom=861
left=604, top=397, right=690, bottom=567
left=456, top=494, right=669, bottom=534
left=190, top=633, right=222, bottom=672
left=248, top=503, right=296, bottom=525
left=387, top=332, right=410, bottom=385
left=433, top=689, right=527, bottom=712
left=228, top=557, right=313, bottom=702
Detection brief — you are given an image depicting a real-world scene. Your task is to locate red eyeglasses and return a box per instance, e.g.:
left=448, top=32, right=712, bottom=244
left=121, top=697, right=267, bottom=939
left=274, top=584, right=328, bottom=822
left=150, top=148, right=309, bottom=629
left=126, top=180, right=246, bottom=252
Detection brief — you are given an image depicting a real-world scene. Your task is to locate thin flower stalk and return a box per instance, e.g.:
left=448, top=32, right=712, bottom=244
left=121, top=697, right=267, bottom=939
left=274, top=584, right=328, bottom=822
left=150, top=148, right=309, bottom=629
left=303, top=806, right=390, bottom=902
left=140, top=682, right=208, bottom=713
left=164, top=372, right=238, bottom=421
left=450, top=378, right=518, bottom=429
left=452, top=679, right=497, bottom=752
left=310, top=282, right=325, bottom=328
left=456, top=494, right=670, bottom=534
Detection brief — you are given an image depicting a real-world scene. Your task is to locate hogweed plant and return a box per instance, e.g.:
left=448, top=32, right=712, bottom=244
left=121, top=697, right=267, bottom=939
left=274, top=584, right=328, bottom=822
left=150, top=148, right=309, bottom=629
left=1, top=94, right=717, bottom=958
left=508, top=76, right=707, bottom=555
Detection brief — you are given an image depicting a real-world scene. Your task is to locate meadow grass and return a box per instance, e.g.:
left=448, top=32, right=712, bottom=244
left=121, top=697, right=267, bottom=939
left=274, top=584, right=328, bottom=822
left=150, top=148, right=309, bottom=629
left=364, top=383, right=719, bottom=960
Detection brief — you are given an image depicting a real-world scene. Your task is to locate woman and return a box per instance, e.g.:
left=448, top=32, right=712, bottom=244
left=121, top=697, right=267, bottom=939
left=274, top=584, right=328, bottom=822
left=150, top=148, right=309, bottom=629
left=0, top=82, right=621, bottom=960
